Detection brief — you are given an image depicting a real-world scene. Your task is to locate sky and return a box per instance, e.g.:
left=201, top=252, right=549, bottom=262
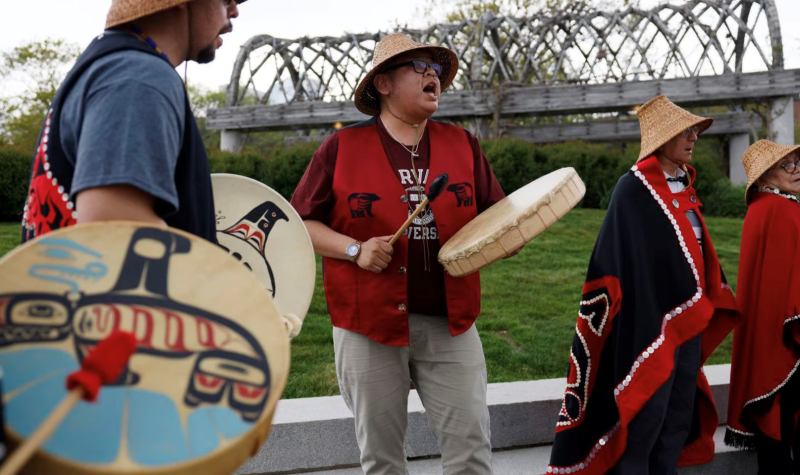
left=1, top=0, right=800, bottom=94
left=0, top=0, right=432, bottom=95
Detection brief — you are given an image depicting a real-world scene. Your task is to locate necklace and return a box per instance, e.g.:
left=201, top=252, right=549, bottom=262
left=384, top=119, right=424, bottom=158
left=129, top=25, right=170, bottom=62
left=383, top=116, right=433, bottom=271
left=757, top=186, right=800, bottom=203
left=407, top=124, right=432, bottom=271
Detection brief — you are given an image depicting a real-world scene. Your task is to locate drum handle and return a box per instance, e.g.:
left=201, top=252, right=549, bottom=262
left=0, top=390, right=84, bottom=475
left=389, top=174, right=449, bottom=246
left=389, top=198, right=430, bottom=246
left=0, top=332, right=137, bottom=475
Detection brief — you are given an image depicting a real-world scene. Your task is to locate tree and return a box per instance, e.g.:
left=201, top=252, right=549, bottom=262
left=187, top=83, right=227, bottom=151
left=0, top=39, right=80, bottom=152
left=188, top=82, right=287, bottom=156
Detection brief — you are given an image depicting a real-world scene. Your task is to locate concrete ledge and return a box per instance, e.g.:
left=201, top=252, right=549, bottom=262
left=237, top=364, right=732, bottom=474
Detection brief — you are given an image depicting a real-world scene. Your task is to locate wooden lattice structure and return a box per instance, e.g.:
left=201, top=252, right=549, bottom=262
left=210, top=0, right=798, bottom=185
left=224, top=0, right=783, bottom=108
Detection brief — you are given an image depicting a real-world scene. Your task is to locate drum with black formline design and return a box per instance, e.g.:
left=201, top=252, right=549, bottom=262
left=0, top=222, right=289, bottom=475
left=211, top=174, right=315, bottom=324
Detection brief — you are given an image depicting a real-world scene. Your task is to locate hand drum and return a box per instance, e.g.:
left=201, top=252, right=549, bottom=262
left=439, top=167, right=586, bottom=276
left=211, top=173, right=315, bottom=322
left=0, top=223, right=290, bottom=475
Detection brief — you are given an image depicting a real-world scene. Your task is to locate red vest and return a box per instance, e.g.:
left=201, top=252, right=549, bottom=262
left=325, top=120, right=481, bottom=346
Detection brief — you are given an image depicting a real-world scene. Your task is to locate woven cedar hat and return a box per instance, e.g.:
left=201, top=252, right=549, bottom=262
left=354, top=33, right=459, bottom=116
left=741, top=139, right=800, bottom=203
left=106, top=0, right=248, bottom=29
left=636, top=95, right=713, bottom=162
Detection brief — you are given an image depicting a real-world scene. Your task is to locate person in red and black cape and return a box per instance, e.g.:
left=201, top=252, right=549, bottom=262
left=726, top=140, right=800, bottom=474
left=547, top=95, right=740, bottom=475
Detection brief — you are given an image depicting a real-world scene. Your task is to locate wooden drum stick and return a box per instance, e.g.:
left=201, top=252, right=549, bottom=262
left=389, top=173, right=449, bottom=246
left=0, top=331, right=137, bottom=475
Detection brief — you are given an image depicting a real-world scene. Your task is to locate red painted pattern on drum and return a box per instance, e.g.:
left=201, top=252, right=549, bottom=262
left=76, top=303, right=240, bottom=356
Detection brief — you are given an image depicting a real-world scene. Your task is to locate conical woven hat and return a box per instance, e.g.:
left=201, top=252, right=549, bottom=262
left=741, top=139, right=800, bottom=203
left=106, top=0, right=248, bottom=29
left=354, top=33, right=459, bottom=116
left=636, top=95, right=713, bottom=162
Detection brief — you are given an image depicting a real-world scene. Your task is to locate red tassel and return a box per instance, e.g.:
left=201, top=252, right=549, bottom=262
left=66, top=331, right=138, bottom=402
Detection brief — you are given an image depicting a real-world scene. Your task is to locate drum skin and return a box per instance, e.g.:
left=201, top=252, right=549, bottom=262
left=0, top=222, right=289, bottom=475
left=439, top=168, right=586, bottom=277
left=211, top=174, right=315, bottom=322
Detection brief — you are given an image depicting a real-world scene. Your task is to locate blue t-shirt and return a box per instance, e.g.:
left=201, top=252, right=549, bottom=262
left=59, top=31, right=185, bottom=216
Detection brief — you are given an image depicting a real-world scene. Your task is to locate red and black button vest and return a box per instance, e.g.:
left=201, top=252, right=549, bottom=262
left=325, top=119, right=481, bottom=346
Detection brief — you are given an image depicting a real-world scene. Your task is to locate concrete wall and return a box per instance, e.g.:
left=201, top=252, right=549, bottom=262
left=237, top=365, right=733, bottom=474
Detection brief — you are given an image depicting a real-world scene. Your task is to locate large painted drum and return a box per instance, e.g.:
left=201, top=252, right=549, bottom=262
left=0, top=223, right=290, bottom=475
left=439, top=167, right=586, bottom=276
left=212, top=174, right=315, bottom=321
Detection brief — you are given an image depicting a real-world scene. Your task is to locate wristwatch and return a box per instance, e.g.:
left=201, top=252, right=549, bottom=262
left=345, top=241, right=362, bottom=261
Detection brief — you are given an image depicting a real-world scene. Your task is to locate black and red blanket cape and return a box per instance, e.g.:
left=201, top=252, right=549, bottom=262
left=726, top=192, right=800, bottom=448
left=547, top=156, right=739, bottom=474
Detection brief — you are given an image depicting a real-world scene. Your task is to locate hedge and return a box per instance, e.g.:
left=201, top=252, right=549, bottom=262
left=207, top=141, right=320, bottom=200
left=0, top=147, right=31, bottom=222
left=480, top=138, right=748, bottom=218
left=0, top=138, right=749, bottom=223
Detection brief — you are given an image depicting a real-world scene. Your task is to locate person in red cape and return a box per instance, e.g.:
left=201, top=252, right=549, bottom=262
left=547, top=95, right=739, bottom=475
left=291, top=34, right=509, bottom=474
left=726, top=140, right=800, bottom=474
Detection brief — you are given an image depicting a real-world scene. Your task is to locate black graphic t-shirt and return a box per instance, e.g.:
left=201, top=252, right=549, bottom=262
left=292, top=117, right=505, bottom=316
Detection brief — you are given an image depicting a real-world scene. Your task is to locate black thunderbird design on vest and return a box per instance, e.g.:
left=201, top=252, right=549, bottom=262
left=447, top=183, right=474, bottom=207
left=348, top=193, right=381, bottom=218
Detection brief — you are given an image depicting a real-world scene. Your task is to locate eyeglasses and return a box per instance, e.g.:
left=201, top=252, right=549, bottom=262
left=778, top=157, right=800, bottom=174
left=681, top=126, right=700, bottom=138
left=382, top=60, right=443, bottom=77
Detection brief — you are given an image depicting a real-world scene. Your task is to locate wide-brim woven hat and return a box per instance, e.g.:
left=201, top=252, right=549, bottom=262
left=741, top=139, right=800, bottom=203
left=354, top=33, right=459, bottom=116
left=106, top=0, right=248, bottom=29
left=636, top=95, right=713, bottom=162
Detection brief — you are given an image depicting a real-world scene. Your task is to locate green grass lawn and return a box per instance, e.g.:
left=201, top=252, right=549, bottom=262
left=0, top=223, right=19, bottom=257
left=0, top=209, right=743, bottom=399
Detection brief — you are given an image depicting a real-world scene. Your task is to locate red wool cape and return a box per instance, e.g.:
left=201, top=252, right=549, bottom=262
left=726, top=192, right=800, bottom=447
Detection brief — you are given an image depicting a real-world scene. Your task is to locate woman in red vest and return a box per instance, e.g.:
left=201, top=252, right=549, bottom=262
left=291, top=34, right=507, bottom=474
left=726, top=140, right=800, bottom=474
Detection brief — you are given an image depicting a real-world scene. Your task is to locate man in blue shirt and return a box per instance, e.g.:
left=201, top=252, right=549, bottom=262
left=9, top=0, right=245, bottom=467
left=21, top=0, right=245, bottom=243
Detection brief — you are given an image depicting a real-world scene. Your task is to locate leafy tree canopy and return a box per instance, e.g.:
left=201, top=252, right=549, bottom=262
left=0, top=39, right=80, bottom=152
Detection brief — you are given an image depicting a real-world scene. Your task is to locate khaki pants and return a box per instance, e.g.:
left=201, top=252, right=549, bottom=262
left=333, top=314, right=492, bottom=475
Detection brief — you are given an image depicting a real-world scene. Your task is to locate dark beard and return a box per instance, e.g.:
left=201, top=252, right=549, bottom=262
left=196, top=44, right=216, bottom=64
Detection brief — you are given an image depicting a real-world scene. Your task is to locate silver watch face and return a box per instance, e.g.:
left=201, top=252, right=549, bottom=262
left=346, top=243, right=359, bottom=257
